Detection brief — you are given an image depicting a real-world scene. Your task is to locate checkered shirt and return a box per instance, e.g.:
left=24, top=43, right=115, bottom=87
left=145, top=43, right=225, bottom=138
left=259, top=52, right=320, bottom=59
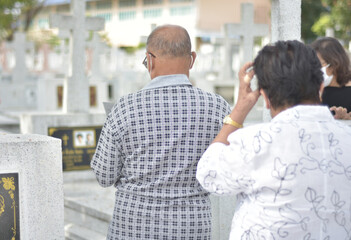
left=91, top=74, right=231, bottom=240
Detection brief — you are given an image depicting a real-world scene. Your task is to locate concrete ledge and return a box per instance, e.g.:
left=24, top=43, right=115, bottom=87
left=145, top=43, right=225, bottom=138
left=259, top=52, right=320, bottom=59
left=20, top=112, right=106, bottom=135
left=0, top=133, right=64, bottom=239
left=64, top=223, right=106, bottom=240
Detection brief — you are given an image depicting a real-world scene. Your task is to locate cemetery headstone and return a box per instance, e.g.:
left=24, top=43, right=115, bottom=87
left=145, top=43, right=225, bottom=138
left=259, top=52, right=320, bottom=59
left=224, top=3, right=269, bottom=120
left=0, top=133, right=63, bottom=239
left=87, top=33, right=108, bottom=81
left=0, top=172, right=20, bottom=239
left=48, top=126, right=102, bottom=171
left=7, top=32, right=34, bottom=83
left=0, top=41, right=10, bottom=73
left=20, top=113, right=106, bottom=175
left=224, top=3, right=269, bottom=67
left=50, top=0, right=104, bottom=113
left=0, top=32, right=38, bottom=111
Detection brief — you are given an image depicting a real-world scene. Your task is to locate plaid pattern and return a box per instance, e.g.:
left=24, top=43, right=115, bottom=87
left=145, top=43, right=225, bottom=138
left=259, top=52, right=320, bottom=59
left=91, top=74, right=231, bottom=239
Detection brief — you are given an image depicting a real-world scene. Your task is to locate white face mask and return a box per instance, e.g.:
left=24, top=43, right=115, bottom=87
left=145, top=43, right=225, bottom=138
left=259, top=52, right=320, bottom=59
left=321, top=64, right=333, bottom=87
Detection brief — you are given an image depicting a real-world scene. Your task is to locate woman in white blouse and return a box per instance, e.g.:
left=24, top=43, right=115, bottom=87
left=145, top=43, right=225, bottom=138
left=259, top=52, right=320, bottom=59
left=196, top=40, right=351, bottom=240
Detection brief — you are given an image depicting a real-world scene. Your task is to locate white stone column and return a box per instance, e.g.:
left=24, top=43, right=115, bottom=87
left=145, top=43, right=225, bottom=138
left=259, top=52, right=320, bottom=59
left=50, top=0, right=104, bottom=113
left=7, top=32, right=34, bottom=83
left=263, top=0, right=301, bottom=122
left=0, top=134, right=64, bottom=239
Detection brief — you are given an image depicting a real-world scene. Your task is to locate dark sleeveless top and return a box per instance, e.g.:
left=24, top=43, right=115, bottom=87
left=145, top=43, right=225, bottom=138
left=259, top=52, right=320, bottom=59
left=322, top=86, right=351, bottom=112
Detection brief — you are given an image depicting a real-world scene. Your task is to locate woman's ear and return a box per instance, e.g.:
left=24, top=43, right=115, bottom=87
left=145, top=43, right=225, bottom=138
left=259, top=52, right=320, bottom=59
left=260, top=89, right=270, bottom=109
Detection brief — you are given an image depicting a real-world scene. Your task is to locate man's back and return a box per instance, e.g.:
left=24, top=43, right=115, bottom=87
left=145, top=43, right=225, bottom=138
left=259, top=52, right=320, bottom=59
left=92, top=74, right=231, bottom=239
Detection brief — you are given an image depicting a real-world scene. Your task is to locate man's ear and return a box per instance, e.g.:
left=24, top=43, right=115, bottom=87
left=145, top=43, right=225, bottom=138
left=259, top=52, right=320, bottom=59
left=147, top=53, right=154, bottom=72
left=260, top=89, right=270, bottom=109
left=190, top=51, right=196, bottom=69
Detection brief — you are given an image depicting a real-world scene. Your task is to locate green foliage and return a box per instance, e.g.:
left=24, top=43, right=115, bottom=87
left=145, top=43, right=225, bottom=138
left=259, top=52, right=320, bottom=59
left=0, top=0, right=44, bottom=41
left=312, top=0, right=351, bottom=41
left=312, top=14, right=332, bottom=36
left=27, top=29, right=61, bottom=49
left=120, top=43, right=146, bottom=54
left=301, top=0, right=328, bottom=42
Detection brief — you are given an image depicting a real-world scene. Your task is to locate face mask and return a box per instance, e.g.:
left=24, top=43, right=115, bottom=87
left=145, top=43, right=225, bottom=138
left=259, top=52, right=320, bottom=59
left=321, top=64, right=333, bottom=87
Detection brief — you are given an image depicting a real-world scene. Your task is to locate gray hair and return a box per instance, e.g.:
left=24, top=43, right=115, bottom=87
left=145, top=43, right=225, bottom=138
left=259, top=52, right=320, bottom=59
left=146, top=25, right=191, bottom=57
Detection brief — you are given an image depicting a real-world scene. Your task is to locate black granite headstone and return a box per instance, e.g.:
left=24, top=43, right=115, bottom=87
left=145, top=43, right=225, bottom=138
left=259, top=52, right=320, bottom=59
left=0, top=172, right=20, bottom=240
left=48, top=126, right=102, bottom=171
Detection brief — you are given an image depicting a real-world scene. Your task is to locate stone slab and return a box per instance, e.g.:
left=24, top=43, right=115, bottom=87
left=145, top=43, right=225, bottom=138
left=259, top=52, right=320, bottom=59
left=20, top=113, right=106, bottom=135
left=0, top=133, right=64, bottom=239
left=65, top=223, right=106, bottom=240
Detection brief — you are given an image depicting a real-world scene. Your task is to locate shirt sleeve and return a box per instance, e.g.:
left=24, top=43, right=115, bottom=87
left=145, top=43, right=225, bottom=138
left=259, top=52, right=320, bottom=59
left=196, top=132, right=254, bottom=196
left=90, top=110, right=125, bottom=187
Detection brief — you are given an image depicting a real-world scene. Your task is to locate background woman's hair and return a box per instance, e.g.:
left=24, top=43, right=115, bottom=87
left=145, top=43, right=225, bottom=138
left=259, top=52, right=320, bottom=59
left=254, top=40, right=323, bottom=109
left=311, top=37, right=351, bottom=86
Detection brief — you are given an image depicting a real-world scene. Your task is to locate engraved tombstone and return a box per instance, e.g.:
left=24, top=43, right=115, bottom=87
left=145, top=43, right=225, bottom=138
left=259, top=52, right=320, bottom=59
left=0, top=134, right=63, bottom=239
left=0, top=173, right=20, bottom=240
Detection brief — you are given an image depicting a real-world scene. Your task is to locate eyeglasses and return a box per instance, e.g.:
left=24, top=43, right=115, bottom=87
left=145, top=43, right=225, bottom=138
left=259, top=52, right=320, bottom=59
left=142, top=52, right=156, bottom=69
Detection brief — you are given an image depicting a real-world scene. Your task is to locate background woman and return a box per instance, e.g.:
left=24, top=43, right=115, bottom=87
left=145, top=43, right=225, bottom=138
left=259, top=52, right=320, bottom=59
left=311, top=37, right=351, bottom=119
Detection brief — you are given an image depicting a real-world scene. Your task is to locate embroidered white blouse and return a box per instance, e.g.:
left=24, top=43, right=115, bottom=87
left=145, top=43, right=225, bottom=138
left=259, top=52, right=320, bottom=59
left=196, top=105, right=351, bottom=240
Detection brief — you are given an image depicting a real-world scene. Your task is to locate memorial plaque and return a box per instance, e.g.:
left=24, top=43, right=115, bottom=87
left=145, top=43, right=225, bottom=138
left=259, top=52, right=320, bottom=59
left=57, top=85, right=63, bottom=108
left=48, top=126, right=102, bottom=171
left=90, top=86, right=97, bottom=107
left=0, top=172, right=20, bottom=240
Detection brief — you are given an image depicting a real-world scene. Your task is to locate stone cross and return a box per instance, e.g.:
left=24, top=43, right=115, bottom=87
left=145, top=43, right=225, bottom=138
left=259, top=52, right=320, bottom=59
left=216, top=31, right=240, bottom=82
left=7, top=32, right=34, bottom=83
left=40, top=43, right=51, bottom=72
left=86, top=32, right=108, bottom=81
left=263, top=0, right=301, bottom=121
left=49, top=0, right=104, bottom=113
left=0, top=42, right=10, bottom=72
left=224, top=3, right=269, bottom=65
left=55, top=30, right=70, bottom=76
left=224, top=3, right=269, bottom=105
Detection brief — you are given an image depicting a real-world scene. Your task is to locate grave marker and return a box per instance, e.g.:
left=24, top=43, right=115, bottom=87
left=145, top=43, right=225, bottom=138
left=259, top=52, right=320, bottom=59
left=7, top=32, right=34, bottom=83
left=48, top=126, right=102, bottom=171
left=0, top=42, right=10, bottom=72
left=224, top=3, right=269, bottom=65
left=0, top=134, right=63, bottom=239
left=224, top=3, right=269, bottom=120
left=0, top=172, right=20, bottom=240
left=87, top=32, right=109, bottom=81
left=50, top=0, right=104, bottom=113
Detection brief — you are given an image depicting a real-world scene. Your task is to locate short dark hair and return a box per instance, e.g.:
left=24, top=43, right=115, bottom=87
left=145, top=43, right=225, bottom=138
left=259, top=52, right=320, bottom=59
left=310, top=37, right=351, bottom=86
left=146, top=25, right=191, bottom=57
left=254, top=40, right=323, bottom=109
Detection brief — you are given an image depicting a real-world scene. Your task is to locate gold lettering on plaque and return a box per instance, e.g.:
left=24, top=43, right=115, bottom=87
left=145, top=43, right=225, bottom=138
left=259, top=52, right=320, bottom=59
left=0, top=177, right=17, bottom=239
left=62, top=134, right=69, bottom=146
left=0, top=195, right=4, bottom=216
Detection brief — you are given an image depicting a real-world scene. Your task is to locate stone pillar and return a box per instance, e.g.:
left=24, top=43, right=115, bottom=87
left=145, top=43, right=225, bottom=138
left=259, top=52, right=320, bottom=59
left=0, top=134, right=64, bottom=239
left=49, top=0, right=104, bottom=113
left=263, top=0, right=301, bottom=122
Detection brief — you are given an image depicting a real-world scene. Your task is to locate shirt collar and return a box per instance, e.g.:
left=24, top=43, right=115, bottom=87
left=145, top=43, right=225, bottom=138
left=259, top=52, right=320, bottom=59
left=142, top=74, right=192, bottom=90
left=272, top=105, right=335, bottom=123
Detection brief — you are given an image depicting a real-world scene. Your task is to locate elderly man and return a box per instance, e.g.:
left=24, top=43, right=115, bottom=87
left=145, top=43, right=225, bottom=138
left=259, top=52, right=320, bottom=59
left=91, top=25, right=231, bottom=239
